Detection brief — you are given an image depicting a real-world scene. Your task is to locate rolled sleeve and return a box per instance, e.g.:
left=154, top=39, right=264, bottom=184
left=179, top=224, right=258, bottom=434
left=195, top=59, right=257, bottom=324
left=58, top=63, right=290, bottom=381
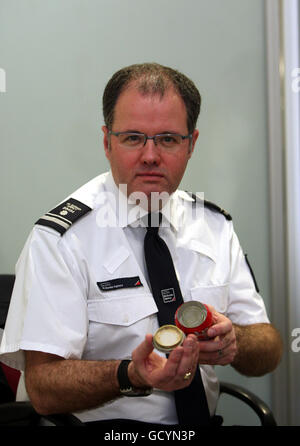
left=227, top=229, right=270, bottom=325
left=0, top=227, right=88, bottom=370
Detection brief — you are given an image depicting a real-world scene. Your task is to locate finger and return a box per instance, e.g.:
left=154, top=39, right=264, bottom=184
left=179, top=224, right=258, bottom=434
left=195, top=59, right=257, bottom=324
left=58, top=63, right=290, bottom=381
left=198, top=333, right=234, bottom=353
left=181, top=334, right=198, bottom=358
left=204, top=304, right=219, bottom=324
left=161, top=335, right=198, bottom=379
left=198, top=338, right=237, bottom=365
left=207, top=318, right=232, bottom=338
left=176, top=336, right=198, bottom=377
left=198, top=338, right=222, bottom=353
left=164, top=346, right=184, bottom=377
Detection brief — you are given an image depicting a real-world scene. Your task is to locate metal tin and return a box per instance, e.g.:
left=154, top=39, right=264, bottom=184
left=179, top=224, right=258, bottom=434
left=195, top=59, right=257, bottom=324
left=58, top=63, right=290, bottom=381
left=153, top=325, right=185, bottom=353
left=175, top=301, right=213, bottom=340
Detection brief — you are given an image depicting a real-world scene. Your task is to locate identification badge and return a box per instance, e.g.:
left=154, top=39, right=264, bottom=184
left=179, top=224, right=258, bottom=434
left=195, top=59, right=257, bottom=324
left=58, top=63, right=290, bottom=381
left=97, top=276, right=143, bottom=291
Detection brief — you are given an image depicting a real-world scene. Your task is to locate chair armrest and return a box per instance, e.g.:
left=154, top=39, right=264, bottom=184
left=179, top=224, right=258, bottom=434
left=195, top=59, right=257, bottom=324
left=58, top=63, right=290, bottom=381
left=0, top=401, right=84, bottom=426
left=0, top=401, right=40, bottom=425
left=219, top=381, right=277, bottom=426
left=43, top=412, right=85, bottom=426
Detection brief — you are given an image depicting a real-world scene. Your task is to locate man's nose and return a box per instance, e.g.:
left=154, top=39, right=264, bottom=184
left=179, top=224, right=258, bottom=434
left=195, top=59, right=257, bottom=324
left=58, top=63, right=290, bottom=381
left=140, top=139, right=161, bottom=165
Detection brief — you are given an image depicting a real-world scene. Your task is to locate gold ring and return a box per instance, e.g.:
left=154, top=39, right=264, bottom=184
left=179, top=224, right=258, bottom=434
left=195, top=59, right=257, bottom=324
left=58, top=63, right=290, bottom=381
left=183, top=371, right=192, bottom=380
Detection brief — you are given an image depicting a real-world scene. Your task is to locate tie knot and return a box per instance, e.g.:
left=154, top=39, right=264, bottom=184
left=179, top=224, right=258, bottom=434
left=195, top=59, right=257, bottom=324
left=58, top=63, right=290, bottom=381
left=146, top=213, right=161, bottom=234
left=146, top=225, right=159, bottom=235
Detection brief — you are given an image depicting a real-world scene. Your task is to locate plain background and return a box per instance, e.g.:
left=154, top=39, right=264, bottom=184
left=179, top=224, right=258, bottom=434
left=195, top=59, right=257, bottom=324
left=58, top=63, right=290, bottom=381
left=0, top=0, right=271, bottom=425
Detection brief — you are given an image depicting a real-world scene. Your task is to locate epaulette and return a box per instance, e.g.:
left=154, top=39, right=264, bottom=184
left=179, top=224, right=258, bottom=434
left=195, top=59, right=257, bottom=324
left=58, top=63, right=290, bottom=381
left=203, top=199, right=232, bottom=221
left=35, top=198, right=92, bottom=235
left=187, top=192, right=232, bottom=221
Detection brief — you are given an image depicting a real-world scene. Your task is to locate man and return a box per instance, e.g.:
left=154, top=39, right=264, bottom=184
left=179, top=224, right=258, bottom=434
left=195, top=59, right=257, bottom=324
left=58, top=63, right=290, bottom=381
left=0, top=63, right=282, bottom=425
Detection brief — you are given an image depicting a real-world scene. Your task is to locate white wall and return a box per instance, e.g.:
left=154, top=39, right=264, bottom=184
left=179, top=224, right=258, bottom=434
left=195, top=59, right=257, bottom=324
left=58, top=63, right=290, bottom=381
left=0, top=0, right=272, bottom=425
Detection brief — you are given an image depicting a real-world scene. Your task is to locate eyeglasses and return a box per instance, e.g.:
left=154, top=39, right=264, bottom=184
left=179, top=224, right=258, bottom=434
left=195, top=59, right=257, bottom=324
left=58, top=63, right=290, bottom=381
left=109, top=131, right=192, bottom=151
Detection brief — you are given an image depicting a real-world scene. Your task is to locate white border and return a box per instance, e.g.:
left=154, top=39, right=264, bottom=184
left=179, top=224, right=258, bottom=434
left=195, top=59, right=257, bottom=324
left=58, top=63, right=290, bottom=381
left=265, top=0, right=300, bottom=426
left=282, top=0, right=300, bottom=427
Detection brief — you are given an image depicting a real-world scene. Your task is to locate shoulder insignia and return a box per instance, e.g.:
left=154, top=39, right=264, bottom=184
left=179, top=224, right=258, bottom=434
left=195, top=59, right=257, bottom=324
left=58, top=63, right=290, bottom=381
left=187, top=192, right=232, bottom=221
left=35, top=198, right=92, bottom=235
left=203, top=199, right=232, bottom=221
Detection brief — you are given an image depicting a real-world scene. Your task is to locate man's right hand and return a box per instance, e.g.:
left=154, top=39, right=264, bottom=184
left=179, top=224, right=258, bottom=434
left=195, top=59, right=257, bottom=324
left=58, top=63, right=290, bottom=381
left=24, top=332, right=199, bottom=416
left=129, top=333, right=199, bottom=392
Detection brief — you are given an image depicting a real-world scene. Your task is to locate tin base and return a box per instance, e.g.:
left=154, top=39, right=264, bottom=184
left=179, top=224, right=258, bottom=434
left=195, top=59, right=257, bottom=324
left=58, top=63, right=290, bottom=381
left=175, top=301, right=213, bottom=339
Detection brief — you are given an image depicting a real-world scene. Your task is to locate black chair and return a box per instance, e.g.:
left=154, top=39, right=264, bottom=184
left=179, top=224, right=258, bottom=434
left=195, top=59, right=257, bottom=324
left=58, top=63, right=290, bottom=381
left=219, top=382, right=277, bottom=426
left=0, top=274, right=19, bottom=404
left=0, top=274, right=84, bottom=426
left=0, top=401, right=84, bottom=426
left=0, top=274, right=15, bottom=330
left=0, top=274, right=277, bottom=426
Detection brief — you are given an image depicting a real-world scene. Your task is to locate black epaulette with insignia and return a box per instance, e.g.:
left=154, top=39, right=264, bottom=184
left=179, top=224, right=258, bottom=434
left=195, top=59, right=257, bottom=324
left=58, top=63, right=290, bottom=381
left=188, top=192, right=232, bottom=221
left=35, top=198, right=92, bottom=235
left=203, top=199, right=232, bottom=221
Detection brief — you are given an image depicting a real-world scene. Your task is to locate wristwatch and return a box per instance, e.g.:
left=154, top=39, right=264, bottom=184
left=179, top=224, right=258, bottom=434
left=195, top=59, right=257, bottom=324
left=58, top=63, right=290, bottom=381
left=117, top=359, right=153, bottom=397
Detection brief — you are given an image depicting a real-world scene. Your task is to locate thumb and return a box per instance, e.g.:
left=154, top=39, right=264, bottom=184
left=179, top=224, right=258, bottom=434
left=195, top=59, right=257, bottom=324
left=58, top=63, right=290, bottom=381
left=132, top=334, right=154, bottom=363
left=129, top=334, right=154, bottom=388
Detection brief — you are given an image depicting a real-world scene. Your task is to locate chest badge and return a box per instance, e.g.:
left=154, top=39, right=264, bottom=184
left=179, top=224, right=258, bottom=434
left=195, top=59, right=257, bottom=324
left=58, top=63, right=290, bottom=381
left=97, top=276, right=143, bottom=292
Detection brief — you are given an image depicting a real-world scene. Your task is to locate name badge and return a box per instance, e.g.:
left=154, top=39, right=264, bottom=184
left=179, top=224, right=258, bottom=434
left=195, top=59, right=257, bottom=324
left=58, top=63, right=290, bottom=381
left=97, top=276, right=143, bottom=292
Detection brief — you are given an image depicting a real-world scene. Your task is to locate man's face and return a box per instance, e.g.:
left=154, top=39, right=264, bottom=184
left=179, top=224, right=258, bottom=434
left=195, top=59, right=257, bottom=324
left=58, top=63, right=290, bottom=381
left=102, top=86, right=198, bottom=202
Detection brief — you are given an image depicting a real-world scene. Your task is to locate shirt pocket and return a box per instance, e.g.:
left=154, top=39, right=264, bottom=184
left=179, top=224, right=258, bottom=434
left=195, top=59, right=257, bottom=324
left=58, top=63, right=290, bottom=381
left=88, top=294, right=157, bottom=326
left=85, top=294, right=158, bottom=360
left=190, top=284, right=229, bottom=315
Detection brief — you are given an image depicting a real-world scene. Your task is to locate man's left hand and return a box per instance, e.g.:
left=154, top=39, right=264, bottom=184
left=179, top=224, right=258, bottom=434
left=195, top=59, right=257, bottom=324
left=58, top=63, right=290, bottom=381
left=197, top=306, right=237, bottom=366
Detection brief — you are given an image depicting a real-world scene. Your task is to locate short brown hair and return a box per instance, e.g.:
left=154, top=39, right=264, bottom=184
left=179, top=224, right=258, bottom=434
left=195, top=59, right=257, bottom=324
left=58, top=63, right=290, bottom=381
left=102, top=63, right=201, bottom=133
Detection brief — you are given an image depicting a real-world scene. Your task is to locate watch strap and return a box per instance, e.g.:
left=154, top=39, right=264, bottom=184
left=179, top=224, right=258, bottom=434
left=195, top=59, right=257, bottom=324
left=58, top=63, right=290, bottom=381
left=117, top=359, right=132, bottom=393
left=117, top=359, right=152, bottom=397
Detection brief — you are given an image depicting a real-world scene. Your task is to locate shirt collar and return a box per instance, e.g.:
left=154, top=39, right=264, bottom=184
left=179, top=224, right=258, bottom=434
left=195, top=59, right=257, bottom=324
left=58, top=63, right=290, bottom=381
left=104, top=171, right=180, bottom=231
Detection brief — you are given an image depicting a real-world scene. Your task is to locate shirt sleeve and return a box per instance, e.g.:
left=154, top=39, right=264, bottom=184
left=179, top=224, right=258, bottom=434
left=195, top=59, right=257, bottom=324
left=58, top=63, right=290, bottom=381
left=0, top=226, right=89, bottom=371
left=227, top=225, right=270, bottom=325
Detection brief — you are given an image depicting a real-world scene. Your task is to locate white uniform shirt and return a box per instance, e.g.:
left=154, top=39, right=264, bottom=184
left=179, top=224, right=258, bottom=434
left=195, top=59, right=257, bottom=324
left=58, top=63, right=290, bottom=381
left=0, top=171, right=269, bottom=424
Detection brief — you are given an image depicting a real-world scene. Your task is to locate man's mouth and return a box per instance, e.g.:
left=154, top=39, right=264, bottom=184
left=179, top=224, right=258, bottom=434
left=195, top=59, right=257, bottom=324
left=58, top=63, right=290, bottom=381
left=136, top=172, right=164, bottom=179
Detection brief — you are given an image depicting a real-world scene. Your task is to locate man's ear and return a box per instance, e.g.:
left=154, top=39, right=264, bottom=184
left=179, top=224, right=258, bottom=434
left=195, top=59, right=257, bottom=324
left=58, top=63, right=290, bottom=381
left=188, top=129, right=199, bottom=156
left=102, top=125, right=110, bottom=159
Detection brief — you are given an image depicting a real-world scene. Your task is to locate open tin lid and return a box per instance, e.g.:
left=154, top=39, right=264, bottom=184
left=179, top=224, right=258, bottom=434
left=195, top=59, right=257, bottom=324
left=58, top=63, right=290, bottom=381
left=153, top=324, right=185, bottom=353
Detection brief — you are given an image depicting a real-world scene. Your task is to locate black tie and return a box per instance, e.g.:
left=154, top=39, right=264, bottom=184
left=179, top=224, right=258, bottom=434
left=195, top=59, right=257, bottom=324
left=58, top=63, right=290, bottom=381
left=144, top=214, right=211, bottom=425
